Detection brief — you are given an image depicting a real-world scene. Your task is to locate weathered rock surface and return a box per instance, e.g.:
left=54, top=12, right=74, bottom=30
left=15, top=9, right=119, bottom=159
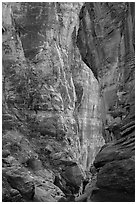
left=2, top=131, right=65, bottom=202
left=2, top=2, right=105, bottom=201
left=77, top=2, right=135, bottom=142
left=94, top=134, right=134, bottom=169
left=96, top=158, right=134, bottom=192
left=2, top=2, right=134, bottom=202
left=5, top=170, right=35, bottom=200
left=2, top=175, right=24, bottom=202
left=77, top=2, right=135, bottom=202
left=92, top=134, right=135, bottom=201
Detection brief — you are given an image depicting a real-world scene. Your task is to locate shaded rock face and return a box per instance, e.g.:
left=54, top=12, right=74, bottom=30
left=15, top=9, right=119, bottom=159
left=3, top=2, right=134, bottom=202
left=77, top=2, right=135, bottom=142
left=77, top=2, right=135, bottom=202
left=92, top=138, right=135, bottom=201
left=2, top=2, right=105, bottom=201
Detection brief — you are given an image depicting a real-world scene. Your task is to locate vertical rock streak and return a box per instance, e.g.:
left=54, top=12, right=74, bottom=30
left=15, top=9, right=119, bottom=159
left=77, top=2, right=135, bottom=201
left=2, top=2, right=108, bottom=201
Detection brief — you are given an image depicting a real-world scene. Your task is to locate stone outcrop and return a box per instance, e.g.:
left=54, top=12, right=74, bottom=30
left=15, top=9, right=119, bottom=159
left=2, top=131, right=65, bottom=201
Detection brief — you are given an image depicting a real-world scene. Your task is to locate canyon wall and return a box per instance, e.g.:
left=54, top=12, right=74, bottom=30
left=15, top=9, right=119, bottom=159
left=2, top=2, right=135, bottom=202
left=2, top=2, right=105, bottom=201
left=77, top=2, right=135, bottom=201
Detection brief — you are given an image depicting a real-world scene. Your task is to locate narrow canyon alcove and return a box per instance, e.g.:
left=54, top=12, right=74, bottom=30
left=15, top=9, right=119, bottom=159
left=2, top=2, right=135, bottom=202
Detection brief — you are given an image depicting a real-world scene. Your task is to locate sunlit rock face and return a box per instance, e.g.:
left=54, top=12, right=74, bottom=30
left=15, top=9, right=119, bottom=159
left=11, top=2, right=104, bottom=170
left=72, top=61, right=104, bottom=170
left=2, top=2, right=105, bottom=201
left=77, top=2, right=135, bottom=201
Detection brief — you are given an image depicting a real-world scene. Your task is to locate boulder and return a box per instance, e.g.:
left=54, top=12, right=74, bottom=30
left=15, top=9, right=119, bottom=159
left=26, top=158, right=43, bottom=171
left=2, top=149, right=10, bottom=158
left=33, top=181, right=65, bottom=202
left=2, top=175, right=24, bottom=202
left=61, top=163, right=84, bottom=193
left=5, top=169, right=35, bottom=201
left=33, top=186, right=56, bottom=202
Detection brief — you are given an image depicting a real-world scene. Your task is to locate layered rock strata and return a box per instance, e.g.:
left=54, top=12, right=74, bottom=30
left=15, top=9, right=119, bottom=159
left=77, top=2, right=135, bottom=201
left=2, top=2, right=104, bottom=201
left=3, top=2, right=134, bottom=202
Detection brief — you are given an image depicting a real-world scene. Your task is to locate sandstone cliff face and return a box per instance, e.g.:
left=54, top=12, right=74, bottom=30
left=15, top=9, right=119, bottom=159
left=77, top=2, right=135, bottom=201
left=77, top=2, right=135, bottom=140
left=2, top=2, right=135, bottom=202
left=2, top=2, right=105, bottom=201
